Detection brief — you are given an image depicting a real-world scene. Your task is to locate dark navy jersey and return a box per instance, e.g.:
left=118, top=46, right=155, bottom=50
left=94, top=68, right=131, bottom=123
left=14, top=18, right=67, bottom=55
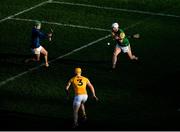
left=31, top=27, right=47, bottom=48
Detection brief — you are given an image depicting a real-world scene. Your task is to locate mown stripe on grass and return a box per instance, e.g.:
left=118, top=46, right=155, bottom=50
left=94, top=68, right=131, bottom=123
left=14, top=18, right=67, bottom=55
left=0, top=18, right=147, bottom=87
left=9, top=17, right=110, bottom=32
left=0, top=0, right=50, bottom=23
left=52, top=1, right=180, bottom=18
left=0, top=34, right=111, bottom=87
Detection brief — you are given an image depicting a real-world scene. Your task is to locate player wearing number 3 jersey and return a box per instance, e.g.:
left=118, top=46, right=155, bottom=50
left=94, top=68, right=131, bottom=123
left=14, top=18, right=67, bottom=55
left=65, top=68, right=98, bottom=128
left=70, top=75, right=89, bottom=95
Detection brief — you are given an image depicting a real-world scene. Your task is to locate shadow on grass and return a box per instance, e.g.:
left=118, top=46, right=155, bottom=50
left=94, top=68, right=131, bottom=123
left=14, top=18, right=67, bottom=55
left=0, top=53, right=29, bottom=65
left=0, top=108, right=180, bottom=131
left=1, top=85, right=180, bottom=131
left=1, top=54, right=180, bottom=130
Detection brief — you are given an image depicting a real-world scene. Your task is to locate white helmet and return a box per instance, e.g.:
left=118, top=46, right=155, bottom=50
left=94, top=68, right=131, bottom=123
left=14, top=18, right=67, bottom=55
left=112, top=22, right=119, bottom=29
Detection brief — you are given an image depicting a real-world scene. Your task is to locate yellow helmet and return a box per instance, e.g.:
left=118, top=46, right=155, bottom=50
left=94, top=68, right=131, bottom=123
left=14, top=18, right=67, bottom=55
left=75, top=68, right=82, bottom=74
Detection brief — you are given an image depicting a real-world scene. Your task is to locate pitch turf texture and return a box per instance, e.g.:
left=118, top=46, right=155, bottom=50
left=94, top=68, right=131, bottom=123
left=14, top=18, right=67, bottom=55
left=0, top=0, right=180, bottom=130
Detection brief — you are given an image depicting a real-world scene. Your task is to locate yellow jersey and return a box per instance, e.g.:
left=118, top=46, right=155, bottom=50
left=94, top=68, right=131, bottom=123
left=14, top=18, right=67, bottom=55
left=69, top=75, right=90, bottom=95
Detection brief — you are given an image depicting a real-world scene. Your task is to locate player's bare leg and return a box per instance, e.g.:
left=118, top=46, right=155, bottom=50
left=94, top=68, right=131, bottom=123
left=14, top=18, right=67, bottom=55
left=112, top=47, right=121, bottom=69
left=127, top=45, right=138, bottom=60
left=36, top=54, right=40, bottom=61
left=25, top=54, right=39, bottom=63
left=80, top=103, right=87, bottom=121
left=73, top=104, right=80, bottom=128
left=40, top=46, right=49, bottom=67
left=24, top=58, right=35, bottom=63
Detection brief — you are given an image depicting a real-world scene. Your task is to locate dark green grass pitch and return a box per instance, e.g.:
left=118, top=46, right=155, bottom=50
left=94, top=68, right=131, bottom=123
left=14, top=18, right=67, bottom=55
left=0, top=0, right=46, bottom=19
left=0, top=0, right=180, bottom=130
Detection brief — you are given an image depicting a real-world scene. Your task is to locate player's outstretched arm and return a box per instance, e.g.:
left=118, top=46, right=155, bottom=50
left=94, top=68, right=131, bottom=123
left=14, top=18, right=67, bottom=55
left=87, top=82, right=99, bottom=101
left=65, top=81, right=71, bottom=97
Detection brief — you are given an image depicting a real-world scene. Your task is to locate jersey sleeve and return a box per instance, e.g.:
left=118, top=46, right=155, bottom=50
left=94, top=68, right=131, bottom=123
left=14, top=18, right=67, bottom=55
left=69, top=77, right=74, bottom=83
left=37, top=30, right=48, bottom=39
left=85, top=77, right=90, bottom=84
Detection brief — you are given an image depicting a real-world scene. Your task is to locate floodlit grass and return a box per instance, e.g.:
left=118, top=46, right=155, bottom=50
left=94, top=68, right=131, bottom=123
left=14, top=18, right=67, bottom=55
left=0, top=0, right=180, bottom=130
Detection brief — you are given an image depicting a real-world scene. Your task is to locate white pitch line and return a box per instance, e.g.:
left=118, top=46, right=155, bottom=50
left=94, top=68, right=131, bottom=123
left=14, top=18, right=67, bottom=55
left=49, top=34, right=111, bottom=63
left=0, top=18, right=147, bottom=87
left=9, top=17, right=110, bottom=32
left=0, top=34, right=111, bottom=87
left=0, top=0, right=50, bottom=23
left=52, top=1, right=180, bottom=18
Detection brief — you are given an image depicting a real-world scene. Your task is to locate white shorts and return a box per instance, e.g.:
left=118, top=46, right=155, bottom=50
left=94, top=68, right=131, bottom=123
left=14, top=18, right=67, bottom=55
left=73, top=94, right=88, bottom=107
left=31, top=46, right=42, bottom=55
left=116, top=44, right=129, bottom=53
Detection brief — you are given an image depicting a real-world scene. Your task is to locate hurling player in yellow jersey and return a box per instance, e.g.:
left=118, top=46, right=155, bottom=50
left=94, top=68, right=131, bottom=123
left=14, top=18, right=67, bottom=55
left=65, top=68, right=98, bottom=128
